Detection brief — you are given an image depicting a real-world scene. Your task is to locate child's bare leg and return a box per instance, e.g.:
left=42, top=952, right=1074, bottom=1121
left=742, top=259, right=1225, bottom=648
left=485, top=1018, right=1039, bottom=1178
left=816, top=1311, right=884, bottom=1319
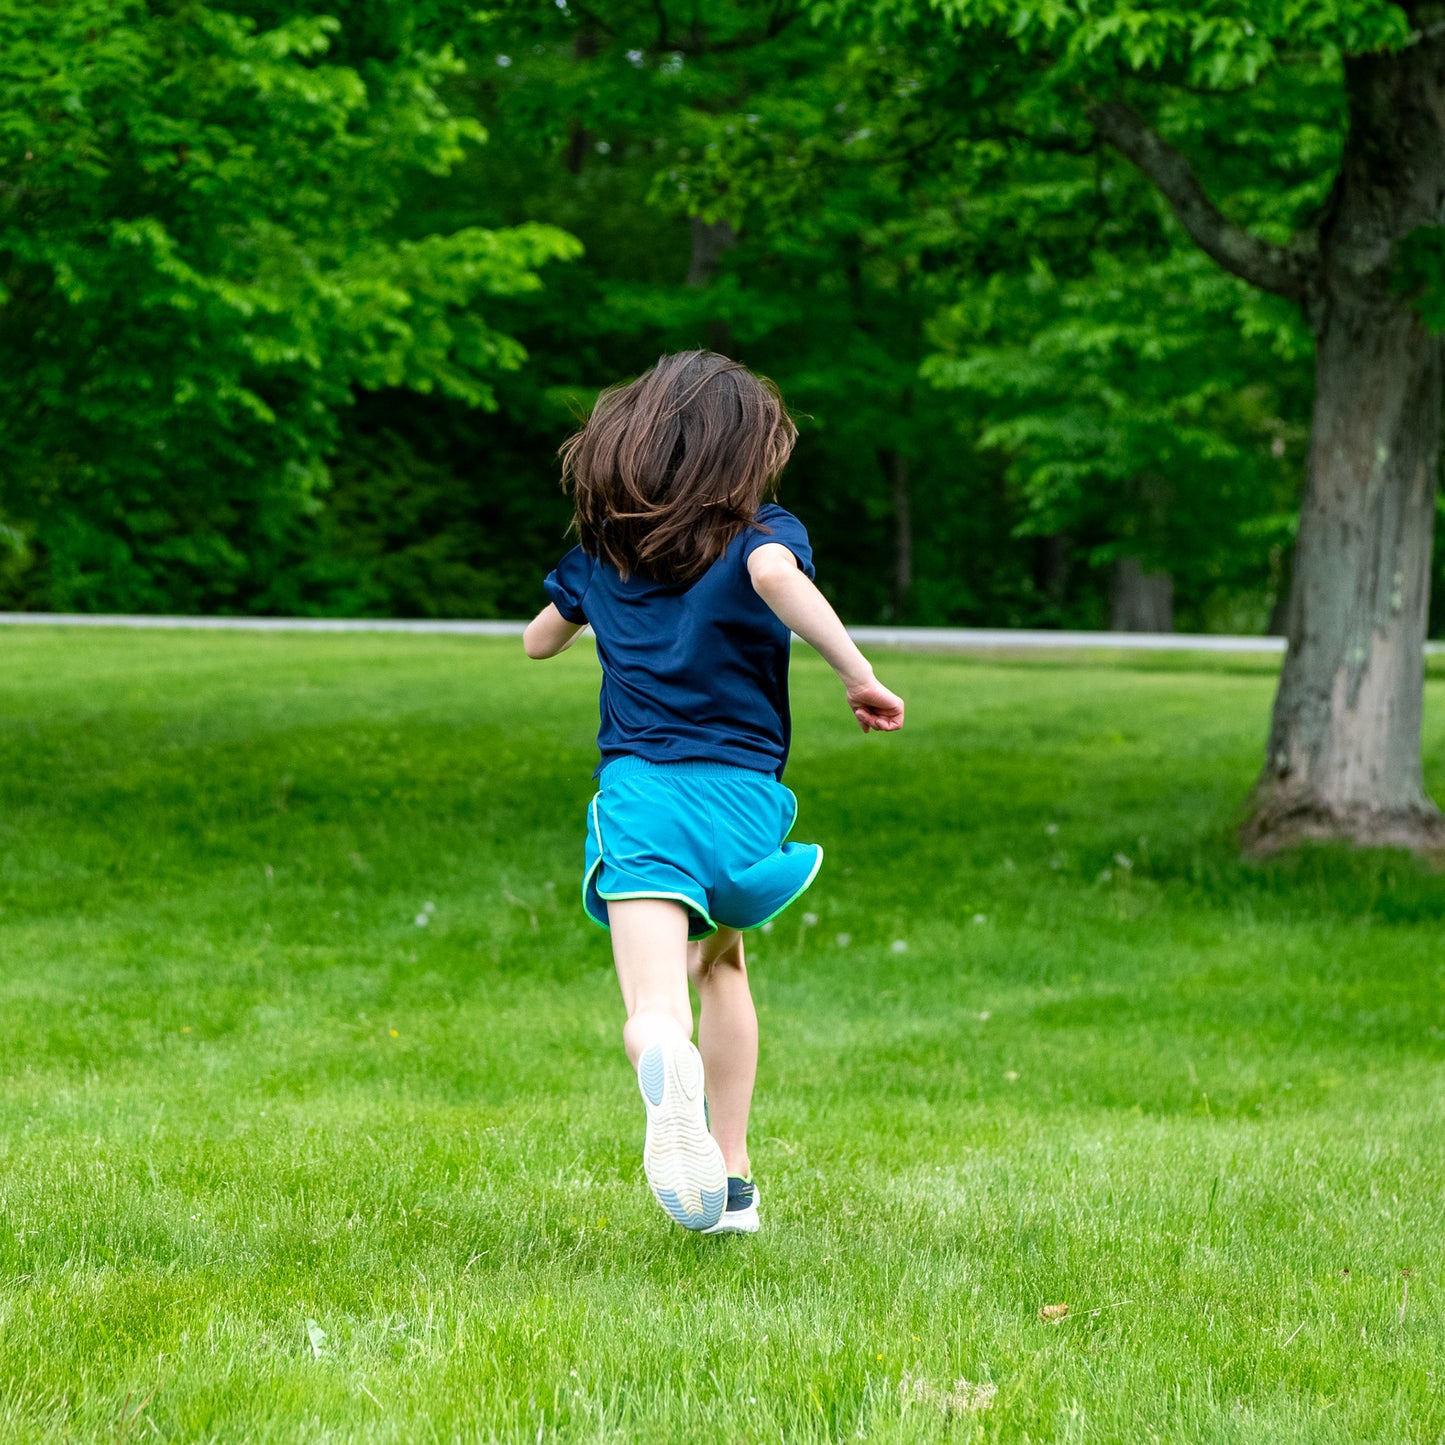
left=689, top=927, right=756, bottom=1177
left=609, top=898, right=726, bottom=1230
left=608, top=898, right=693, bottom=1065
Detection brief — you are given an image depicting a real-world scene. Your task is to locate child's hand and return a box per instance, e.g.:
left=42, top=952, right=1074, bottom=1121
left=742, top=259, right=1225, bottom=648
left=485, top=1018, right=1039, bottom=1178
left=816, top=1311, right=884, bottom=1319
left=845, top=674, right=905, bottom=733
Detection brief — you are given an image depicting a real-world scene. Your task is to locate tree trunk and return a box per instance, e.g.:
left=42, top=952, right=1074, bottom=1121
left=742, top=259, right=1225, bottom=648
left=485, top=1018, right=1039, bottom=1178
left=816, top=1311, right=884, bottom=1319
left=686, top=217, right=737, bottom=353
left=1246, top=297, right=1443, bottom=851
left=1110, top=557, right=1173, bottom=633
left=563, top=30, right=600, bottom=174
left=1244, top=35, right=1445, bottom=854
left=686, top=217, right=736, bottom=288
left=879, top=447, right=911, bottom=619
left=1033, top=533, right=1070, bottom=609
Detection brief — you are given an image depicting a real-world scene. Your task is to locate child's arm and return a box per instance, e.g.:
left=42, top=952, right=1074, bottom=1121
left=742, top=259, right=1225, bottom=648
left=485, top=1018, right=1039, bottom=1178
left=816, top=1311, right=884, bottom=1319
left=747, top=544, right=905, bottom=733
left=523, top=604, right=586, bottom=660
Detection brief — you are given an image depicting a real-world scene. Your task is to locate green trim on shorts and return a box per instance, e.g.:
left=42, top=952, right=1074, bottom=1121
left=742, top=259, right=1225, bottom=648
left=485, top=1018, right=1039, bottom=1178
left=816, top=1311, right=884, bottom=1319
left=741, top=843, right=824, bottom=930
left=582, top=794, right=719, bottom=938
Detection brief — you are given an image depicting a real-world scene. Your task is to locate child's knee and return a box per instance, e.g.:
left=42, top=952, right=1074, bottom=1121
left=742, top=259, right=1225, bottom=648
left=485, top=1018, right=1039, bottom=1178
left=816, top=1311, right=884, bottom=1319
left=691, top=930, right=746, bottom=986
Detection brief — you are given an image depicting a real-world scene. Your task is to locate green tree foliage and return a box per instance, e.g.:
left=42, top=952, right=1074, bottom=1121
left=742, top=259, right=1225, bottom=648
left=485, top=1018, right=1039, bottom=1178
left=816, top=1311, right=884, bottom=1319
left=0, top=0, right=577, bottom=611
left=924, top=241, right=1311, bottom=630
left=449, top=5, right=963, bottom=620
left=3, top=0, right=1442, bottom=682
left=347, top=0, right=1382, bottom=633
left=336, top=5, right=1153, bottom=624
left=817, top=0, right=1443, bottom=842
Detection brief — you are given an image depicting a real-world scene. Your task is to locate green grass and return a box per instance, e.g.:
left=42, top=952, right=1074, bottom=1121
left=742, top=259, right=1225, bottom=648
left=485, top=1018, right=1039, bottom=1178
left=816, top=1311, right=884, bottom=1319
left=1, top=628, right=1443, bottom=1444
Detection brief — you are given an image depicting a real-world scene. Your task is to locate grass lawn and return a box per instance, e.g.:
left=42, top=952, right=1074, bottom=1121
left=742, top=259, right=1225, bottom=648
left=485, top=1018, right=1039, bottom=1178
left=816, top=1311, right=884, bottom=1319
left=1, top=628, right=1443, bottom=1444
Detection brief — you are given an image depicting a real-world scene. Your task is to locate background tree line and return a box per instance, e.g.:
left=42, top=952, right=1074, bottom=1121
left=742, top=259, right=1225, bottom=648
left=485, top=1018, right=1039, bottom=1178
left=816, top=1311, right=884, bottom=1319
left=5, top=0, right=1440, bottom=636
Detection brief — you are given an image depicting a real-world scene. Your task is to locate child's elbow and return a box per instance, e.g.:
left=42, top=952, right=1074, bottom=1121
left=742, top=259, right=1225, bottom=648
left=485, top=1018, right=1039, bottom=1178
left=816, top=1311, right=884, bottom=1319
left=749, top=562, right=795, bottom=600
left=747, top=544, right=801, bottom=597
left=522, top=631, right=551, bottom=660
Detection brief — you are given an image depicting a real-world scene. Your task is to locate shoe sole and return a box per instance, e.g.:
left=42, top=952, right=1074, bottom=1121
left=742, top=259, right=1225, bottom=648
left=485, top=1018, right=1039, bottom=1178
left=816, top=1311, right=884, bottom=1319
left=638, top=1040, right=727, bottom=1231
left=701, top=1201, right=760, bottom=1236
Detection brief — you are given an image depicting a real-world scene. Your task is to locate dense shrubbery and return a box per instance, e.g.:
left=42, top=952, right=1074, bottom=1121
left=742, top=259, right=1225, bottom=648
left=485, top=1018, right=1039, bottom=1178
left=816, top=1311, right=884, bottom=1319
left=0, top=0, right=576, bottom=614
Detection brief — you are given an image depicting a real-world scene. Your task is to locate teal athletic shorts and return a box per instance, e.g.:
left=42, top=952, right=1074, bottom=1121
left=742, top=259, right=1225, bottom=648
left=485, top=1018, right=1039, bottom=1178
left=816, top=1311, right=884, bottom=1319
left=583, top=756, right=823, bottom=940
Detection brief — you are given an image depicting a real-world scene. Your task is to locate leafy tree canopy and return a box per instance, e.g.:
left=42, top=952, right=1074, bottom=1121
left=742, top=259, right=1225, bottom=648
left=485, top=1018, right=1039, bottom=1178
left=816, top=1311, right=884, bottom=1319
left=0, top=0, right=577, bottom=611
left=3, top=0, right=1442, bottom=650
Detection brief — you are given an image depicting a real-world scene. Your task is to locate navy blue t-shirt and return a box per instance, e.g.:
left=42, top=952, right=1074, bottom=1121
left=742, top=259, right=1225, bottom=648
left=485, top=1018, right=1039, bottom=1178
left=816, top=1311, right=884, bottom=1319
left=543, top=503, right=814, bottom=778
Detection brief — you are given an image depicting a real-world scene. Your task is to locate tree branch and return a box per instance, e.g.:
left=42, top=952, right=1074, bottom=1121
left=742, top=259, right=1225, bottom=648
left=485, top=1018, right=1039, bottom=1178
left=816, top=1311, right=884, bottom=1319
left=1087, top=99, right=1319, bottom=302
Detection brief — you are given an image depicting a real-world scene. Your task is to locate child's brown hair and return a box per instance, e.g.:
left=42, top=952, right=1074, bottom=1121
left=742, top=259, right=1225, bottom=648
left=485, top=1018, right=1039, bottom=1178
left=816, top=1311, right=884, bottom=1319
left=560, top=351, right=797, bottom=584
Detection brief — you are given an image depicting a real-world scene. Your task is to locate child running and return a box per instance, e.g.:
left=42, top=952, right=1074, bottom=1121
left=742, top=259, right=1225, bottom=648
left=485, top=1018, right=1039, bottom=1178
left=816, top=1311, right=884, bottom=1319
left=523, top=351, right=904, bottom=1235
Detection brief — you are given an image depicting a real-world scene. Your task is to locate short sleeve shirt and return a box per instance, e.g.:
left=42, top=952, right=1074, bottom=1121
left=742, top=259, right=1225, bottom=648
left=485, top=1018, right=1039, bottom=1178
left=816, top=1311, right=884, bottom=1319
left=543, top=503, right=815, bottom=778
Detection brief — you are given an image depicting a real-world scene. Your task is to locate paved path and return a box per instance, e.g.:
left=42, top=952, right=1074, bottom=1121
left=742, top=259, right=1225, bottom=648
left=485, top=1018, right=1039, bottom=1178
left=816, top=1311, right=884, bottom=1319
left=2, top=612, right=1441, bottom=655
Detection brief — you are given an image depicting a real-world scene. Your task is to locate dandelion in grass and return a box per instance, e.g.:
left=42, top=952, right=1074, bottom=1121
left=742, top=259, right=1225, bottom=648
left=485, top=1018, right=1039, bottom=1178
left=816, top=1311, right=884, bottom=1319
left=972, top=914, right=987, bottom=924
left=802, top=912, right=819, bottom=927
left=835, top=932, right=851, bottom=947
left=891, top=939, right=908, bottom=953
left=760, top=921, right=774, bottom=934
left=1004, top=1070, right=1019, bottom=1081
left=1045, top=822, right=1059, bottom=836
left=414, top=913, right=429, bottom=927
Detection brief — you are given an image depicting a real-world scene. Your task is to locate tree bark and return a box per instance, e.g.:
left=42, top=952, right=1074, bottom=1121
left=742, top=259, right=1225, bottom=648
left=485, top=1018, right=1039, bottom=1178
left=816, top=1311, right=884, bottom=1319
left=563, top=29, right=600, bottom=174
left=1246, top=294, right=1443, bottom=851
left=685, top=217, right=736, bottom=288
left=686, top=217, right=737, bottom=353
left=1033, top=533, right=1070, bottom=608
left=1110, top=557, right=1173, bottom=633
left=1243, top=34, right=1445, bottom=854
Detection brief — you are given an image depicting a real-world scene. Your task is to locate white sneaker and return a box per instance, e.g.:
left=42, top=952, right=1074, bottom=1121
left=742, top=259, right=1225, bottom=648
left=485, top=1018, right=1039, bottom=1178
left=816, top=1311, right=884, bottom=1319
left=637, top=1039, right=727, bottom=1230
left=702, top=1176, right=760, bottom=1235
